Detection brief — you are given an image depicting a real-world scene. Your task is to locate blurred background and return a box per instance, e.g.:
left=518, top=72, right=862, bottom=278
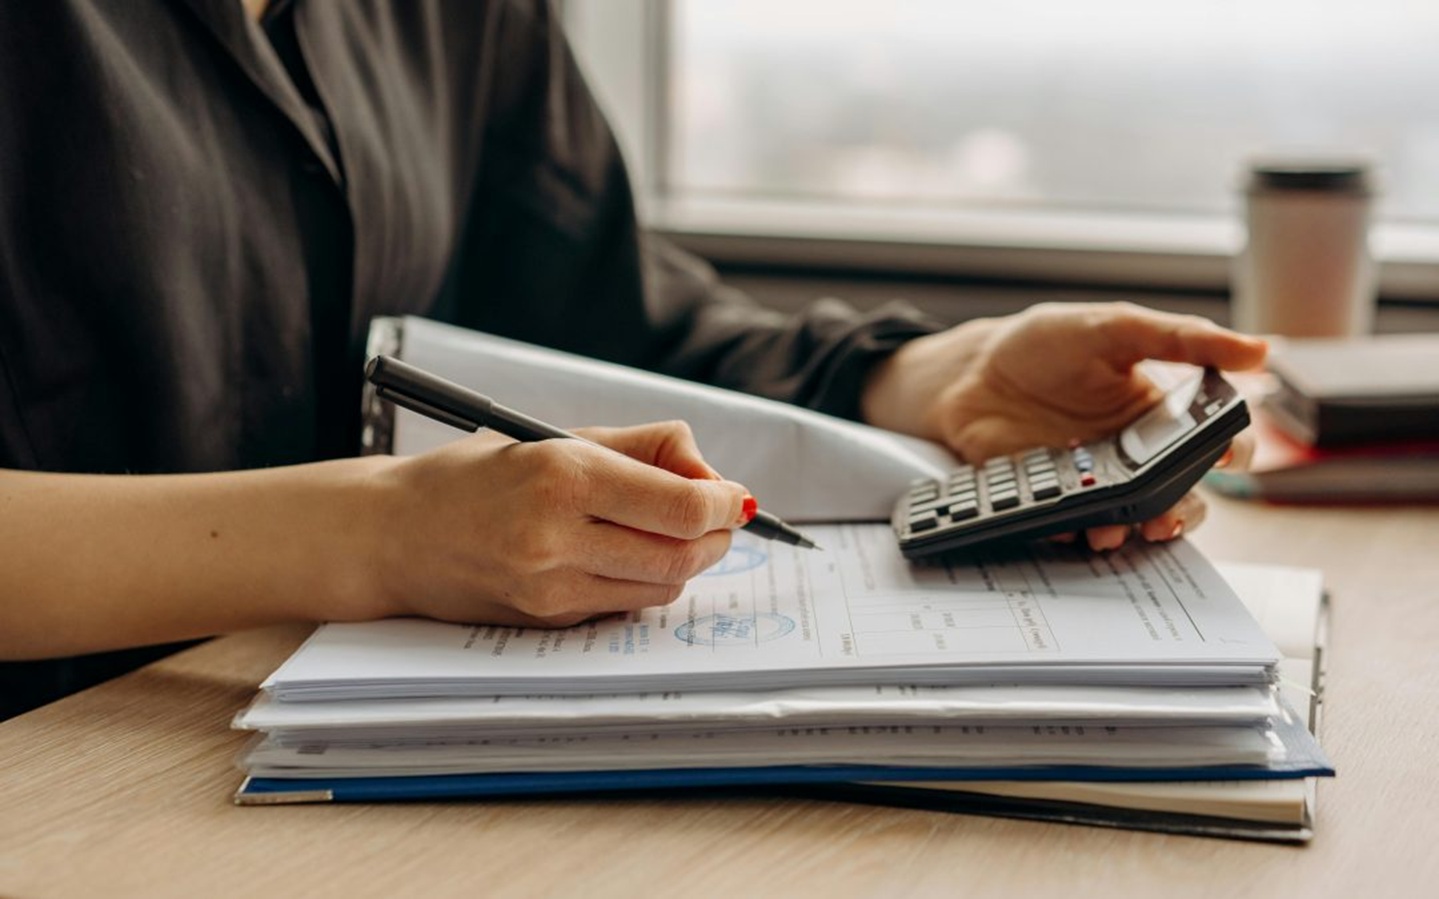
left=566, top=0, right=1439, bottom=317
left=670, top=0, right=1439, bottom=220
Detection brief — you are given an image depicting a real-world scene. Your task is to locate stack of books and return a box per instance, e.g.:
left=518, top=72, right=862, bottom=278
left=230, top=319, right=1333, bottom=841
left=1207, top=334, right=1439, bottom=503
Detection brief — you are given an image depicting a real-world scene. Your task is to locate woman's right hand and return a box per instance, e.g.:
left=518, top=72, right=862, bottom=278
left=364, top=420, right=751, bottom=628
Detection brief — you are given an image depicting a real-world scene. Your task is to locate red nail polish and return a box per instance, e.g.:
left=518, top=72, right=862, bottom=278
left=740, top=494, right=758, bottom=525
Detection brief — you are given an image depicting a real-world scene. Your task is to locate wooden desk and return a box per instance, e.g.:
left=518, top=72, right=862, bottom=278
left=2, top=494, right=1436, bottom=899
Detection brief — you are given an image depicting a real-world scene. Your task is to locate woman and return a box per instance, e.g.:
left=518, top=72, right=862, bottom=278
left=0, top=1, right=1264, bottom=717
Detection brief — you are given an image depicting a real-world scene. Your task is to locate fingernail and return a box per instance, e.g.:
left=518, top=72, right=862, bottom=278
left=738, top=494, right=758, bottom=526
left=1169, top=521, right=1184, bottom=540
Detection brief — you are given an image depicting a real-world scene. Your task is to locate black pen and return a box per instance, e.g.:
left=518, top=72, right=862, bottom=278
left=365, top=355, right=820, bottom=550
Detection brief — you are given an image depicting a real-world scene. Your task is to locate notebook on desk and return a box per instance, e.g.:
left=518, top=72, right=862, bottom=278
left=1204, top=373, right=1439, bottom=504
left=1264, top=333, right=1439, bottom=448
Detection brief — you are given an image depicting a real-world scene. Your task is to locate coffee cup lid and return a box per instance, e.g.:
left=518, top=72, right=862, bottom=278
left=1246, top=161, right=1373, bottom=194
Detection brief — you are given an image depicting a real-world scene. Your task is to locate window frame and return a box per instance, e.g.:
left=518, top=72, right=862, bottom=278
left=565, top=0, right=1439, bottom=300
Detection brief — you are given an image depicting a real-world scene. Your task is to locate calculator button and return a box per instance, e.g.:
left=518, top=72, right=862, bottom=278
left=908, top=497, right=952, bottom=515
left=948, top=504, right=979, bottom=522
left=1080, top=473, right=1097, bottom=487
left=907, top=513, right=940, bottom=532
left=989, top=491, right=1020, bottom=511
left=909, top=487, right=940, bottom=503
left=1031, top=481, right=1062, bottom=501
left=949, top=489, right=978, bottom=504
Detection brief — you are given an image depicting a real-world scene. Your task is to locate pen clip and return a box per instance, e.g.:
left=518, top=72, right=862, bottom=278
left=375, top=385, right=481, bottom=432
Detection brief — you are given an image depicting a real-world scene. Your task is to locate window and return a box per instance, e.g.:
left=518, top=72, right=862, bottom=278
left=567, top=1, right=1439, bottom=296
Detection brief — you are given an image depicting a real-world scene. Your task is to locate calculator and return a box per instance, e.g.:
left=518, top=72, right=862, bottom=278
left=893, top=368, right=1249, bottom=559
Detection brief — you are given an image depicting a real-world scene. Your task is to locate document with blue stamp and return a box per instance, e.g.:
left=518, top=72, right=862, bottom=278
left=263, top=523, right=1281, bottom=701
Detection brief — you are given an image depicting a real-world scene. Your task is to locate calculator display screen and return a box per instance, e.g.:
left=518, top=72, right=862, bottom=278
left=1116, top=375, right=1206, bottom=469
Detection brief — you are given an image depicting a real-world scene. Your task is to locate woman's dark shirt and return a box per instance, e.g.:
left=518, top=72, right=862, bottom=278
left=0, top=0, right=938, bottom=719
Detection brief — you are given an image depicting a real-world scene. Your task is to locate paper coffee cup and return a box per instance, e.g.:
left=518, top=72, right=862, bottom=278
left=1232, top=162, right=1376, bottom=338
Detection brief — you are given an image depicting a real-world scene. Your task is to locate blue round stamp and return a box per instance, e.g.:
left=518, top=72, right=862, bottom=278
left=697, top=544, right=768, bottom=577
left=675, top=613, right=795, bottom=646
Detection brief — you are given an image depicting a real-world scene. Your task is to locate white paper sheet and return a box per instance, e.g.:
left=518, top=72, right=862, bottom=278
left=242, top=721, right=1283, bottom=777
left=1217, top=563, right=1325, bottom=663
left=263, top=525, right=1280, bottom=700
left=236, top=684, right=1278, bottom=743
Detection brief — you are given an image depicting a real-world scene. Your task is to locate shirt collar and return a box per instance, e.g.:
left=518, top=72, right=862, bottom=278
left=170, top=0, right=342, bottom=183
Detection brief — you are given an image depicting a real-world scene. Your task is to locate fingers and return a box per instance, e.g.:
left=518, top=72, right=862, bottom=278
left=578, top=446, right=747, bottom=538
left=576, top=420, right=720, bottom=480
left=389, top=423, right=751, bottom=631
left=510, top=426, right=746, bottom=539
left=473, top=573, right=693, bottom=630
left=573, top=523, right=733, bottom=584
left=472, top=525, right=731, bottom=628
left=1215, top=432, right=1256, bottom=472
left=1085, top=523, right=1132, bottom=552
left=1097, top=303, right=1268, bottom=372
left=1083, top=490, right=1209, bottom=551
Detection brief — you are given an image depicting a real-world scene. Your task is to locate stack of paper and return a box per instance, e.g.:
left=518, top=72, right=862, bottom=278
left=804, top=561, right=1330, bottom=842
left=234, top=525, right=1332, bottom=841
